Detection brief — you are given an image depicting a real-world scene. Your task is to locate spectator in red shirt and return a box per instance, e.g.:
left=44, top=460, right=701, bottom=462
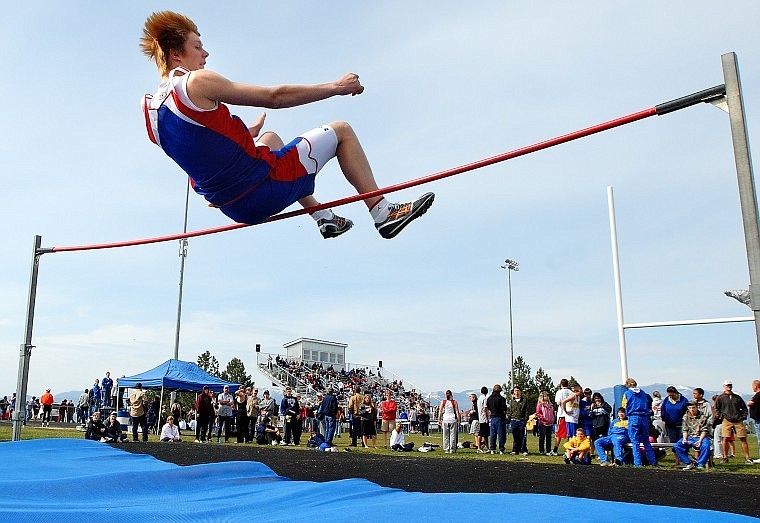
left=380, top=390, right=398, bottom=449
left=40, top=389, right=54, bottom=427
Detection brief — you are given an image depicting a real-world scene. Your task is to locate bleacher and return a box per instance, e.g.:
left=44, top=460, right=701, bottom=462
left=256, top=353, right=428, bottom=416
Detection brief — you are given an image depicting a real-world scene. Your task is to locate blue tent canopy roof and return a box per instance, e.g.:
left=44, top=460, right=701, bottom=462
left=118, top=359, right=241, bottom=392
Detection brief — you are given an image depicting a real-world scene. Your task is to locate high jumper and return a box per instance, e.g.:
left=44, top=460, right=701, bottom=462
left=140, top=11, right=433, bottom=240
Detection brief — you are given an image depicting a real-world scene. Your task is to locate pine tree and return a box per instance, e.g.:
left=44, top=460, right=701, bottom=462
left=534, top=367, right=555, bottom=396
left=220, top=357, right=252, bottom=386
left=197, top=350, right=220, bottom=377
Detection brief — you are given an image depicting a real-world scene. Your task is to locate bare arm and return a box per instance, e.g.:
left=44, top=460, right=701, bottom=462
left=187, top=69, right=364, bottom=110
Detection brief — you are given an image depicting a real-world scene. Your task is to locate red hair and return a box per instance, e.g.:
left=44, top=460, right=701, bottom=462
left=139, top=11, right=200, bottom=77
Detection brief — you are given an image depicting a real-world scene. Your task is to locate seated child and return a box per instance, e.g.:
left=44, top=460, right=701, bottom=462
left=594, top=408, right=630, bottom=466
left=390, top=423, right=415, bottom=452
left=564, top=427, right=591, bottom=464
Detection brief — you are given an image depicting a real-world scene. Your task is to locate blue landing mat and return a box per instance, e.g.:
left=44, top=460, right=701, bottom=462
left=0, top=439, right=753, bottom=522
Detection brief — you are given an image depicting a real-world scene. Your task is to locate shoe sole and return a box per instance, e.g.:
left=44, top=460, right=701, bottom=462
left=379, top=193, right=434, bottom=239
left=320, top=220, right=353, bottom=239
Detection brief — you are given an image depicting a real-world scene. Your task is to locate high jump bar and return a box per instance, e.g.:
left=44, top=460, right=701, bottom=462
left=624, top=316, right=755, bottom=329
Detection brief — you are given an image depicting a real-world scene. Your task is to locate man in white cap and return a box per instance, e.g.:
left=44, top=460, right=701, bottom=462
left=714, top=379, right=753, bottom=464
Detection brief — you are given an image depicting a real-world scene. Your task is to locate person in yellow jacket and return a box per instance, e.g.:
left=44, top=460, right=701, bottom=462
left=563, top=427, right=592, bottom=464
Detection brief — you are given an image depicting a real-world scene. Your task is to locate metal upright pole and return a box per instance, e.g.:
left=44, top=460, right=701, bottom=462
left=12, top=235, right=44, bottom=441
left=607, top=187, right=629, bottom=382
left=173, top=179, right=191, bottom=361
left=507, top=269, right=514, bottom=391
left=722, top=52, right=760, bottom=365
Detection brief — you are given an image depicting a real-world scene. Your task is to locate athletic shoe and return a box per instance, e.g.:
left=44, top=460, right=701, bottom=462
left=489, top=450, right=495, bottom=455
left=318, top=214, right=353, bottom=239
left=375, top=192, right=435, bottom=239
left=194, top=439, right=200, bottom=443
left=720, top=457, right=729, bottom=464
left=683, top=462, right=697, bottom=471
left=499, top=451, right=504, bottom=455
left=522, top=452, right=529, bottom=456
left=745, top=458, right=754, bottom=465
left=510, top=451, right=517, bottom=455
left=600, top=462, right=612, bottom=467
left=753, top=458, right=760, bottom=464
left=613, top=459, right=623, bottom=467
left=564, top=456, right=571, bottom=464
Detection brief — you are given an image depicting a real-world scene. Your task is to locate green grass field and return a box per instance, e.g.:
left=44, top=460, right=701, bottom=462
left=2, top=423, right=758, bottom=475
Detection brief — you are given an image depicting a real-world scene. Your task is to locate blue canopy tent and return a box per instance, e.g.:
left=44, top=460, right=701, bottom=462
left=118, top=359, right=241, bottom=393
left=117, top=359, right=242, bottom=435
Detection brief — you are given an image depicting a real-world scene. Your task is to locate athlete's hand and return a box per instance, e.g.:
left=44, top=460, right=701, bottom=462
left=248, top=112, right=266, bottom=138
left=335, top=73, right=364, bottom=96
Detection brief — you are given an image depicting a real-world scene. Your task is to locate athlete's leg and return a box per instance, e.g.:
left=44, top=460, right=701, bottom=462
left=327, top=121, right=382, bottom=210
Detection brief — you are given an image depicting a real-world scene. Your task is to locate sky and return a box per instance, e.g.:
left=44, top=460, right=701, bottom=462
left=2, top=1, right=760, bottom=399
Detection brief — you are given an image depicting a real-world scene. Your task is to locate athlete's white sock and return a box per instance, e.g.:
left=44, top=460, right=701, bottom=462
left=370, top=198, right=390, bottom=224
left=310, top=209, right=334, bottom=222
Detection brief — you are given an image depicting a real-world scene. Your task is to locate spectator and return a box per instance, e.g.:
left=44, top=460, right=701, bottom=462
left=348, top=386, right=364, bottom=447
left=255, top=415, right=282, bottom=445
left=320, top=388, right=340, bottom=445
left=91, top=379, right=102, bottom=414
left=578, top=388, right=594, bottom=440
left=380, top=389, right=398, bottom=449
left=487, top=384, right=508, bottom=455
left=258, top=390, right=277, bottom=424
left=561, top=384, right=582, bottom=439
left=246, top=387, right=260, bottom=443
left=595, top=408, right=630, bottom=467
left=279, top=387, right=300, bottom=446
left=409, top=406, right=418, bottom=433
left=467, top=393, right=479, bottom=437
left=77, top=389, right=90, bottom=426
left=0, top=396, right=8, bottom=420
left=438, top=390, right=460, bottom=454
left=85, top=411, right=108, bottom=441
left=692, top=387, right=712, bottom=420
left=58, top=399, right=67, bottom=423
left=622, top=378, right=657, bottom=467
left=552, top=378, right=573, bottom=456
left=476, top=386, right=490, bottom=454
left=217, top=385, right=235, bottom=444
left=714, top=379, right=752, bottom=464
left=234, top=386, right=248, bottom=444
left=748, top=380, right=760, bottom=464
left=359, top=394, right=378, bottom=449
left=104, top=411, right=127, bottom=442
left=535, top=391, right=556, bottom=456
left=390, top=423, right=414, bottom=452
left=674, top=401, right=712, bottom=471
left=194, top=386, right=214, bottom=443
left=563, top=427, right=591, bottom=464
left=160, top=415, right=182, bottom=442
left=170, top=399, right=184, bottom=433
left=710, top=394, right=727, bottom=460
left=102, top=372, right=113, bottom=408
left=418, top=408, right=430, bottom=437
left=67, top=400, right=75, bottom=424
left=307, top=430, right=331, bottom=451
left=509, top=386, right=530, bottom=455
left=127, top=383, right=149, bottom=442
left=40, top=388, right=54, bottom=427
left=661, top=386, right=688, bottom=457
left=651, top=390, right=666, bottom=443
left=589, top=392, right=612, bottom=441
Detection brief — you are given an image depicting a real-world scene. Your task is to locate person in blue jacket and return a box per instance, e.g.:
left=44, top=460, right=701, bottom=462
left=660, top=386, right=688, bottom=443
left=622, top=378, right=657, bottom=467
left=594, top=408, right=630, bottom=466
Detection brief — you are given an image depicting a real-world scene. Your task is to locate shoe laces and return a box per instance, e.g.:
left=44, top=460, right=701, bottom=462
left=386, top=202, right=412, bottom=221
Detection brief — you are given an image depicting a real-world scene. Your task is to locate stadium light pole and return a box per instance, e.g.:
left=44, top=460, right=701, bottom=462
left=501, top=259, right=519, bottom=390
